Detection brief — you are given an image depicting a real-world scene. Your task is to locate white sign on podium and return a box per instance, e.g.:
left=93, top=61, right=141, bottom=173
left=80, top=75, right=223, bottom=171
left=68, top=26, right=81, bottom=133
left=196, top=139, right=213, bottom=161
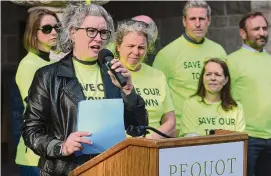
left=159, top=141, right=244, bottom=176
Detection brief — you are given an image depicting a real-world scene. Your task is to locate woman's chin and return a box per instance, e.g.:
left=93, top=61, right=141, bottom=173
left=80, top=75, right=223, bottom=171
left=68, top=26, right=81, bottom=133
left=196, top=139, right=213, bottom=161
left=88, top=53, right=98, bottom=59
left=127, top=64, right=141, bottom=71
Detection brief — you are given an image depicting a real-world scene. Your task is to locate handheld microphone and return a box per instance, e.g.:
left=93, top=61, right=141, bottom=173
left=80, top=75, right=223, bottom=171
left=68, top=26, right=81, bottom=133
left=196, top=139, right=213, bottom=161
left=127, top=125, right=172, bottom=138
left=98, top=49, right=127, bottom=87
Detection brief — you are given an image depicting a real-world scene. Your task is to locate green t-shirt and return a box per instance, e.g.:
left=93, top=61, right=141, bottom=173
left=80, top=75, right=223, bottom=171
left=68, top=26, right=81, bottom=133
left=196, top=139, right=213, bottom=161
left=153, top=35, right=227, bottom=129
left=227, top=47, right=271, bottom=139
left=130, top=63, right=174, bottom=128
left=180, top=96, right=245, bottom=136
left=73, top=59, right=104, bottom=100
left=15, top=52, right=55, bottom=166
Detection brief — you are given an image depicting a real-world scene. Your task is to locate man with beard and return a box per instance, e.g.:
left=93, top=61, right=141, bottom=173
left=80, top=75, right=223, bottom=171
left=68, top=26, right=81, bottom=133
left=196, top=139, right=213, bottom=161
left=227, top=12, right=271, bottom=176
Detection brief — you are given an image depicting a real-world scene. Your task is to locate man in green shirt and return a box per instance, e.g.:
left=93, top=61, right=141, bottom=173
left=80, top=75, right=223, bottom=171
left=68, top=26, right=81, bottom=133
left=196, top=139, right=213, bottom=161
left=227, top=12, right=271, bottom=176
left=153, top=0, right=227, bottom=130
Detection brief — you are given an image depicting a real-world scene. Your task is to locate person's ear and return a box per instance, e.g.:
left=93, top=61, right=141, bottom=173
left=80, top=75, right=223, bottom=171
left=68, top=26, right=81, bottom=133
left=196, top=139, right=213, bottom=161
left=207, top=16, right=211, bottom=27
left=224, top=76, right=229, bottom=86
left=239, top=29, right=247, bottom=40
left=70, top=28, right=76, bottom=42
left=182, top=16, right=186, bottom=28
left=117, top=45, right=121, bottom=53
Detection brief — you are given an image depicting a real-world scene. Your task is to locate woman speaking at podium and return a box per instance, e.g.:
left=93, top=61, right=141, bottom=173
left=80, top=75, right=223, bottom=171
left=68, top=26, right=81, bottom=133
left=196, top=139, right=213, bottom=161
left=21, top=2, right=148, bottom=176
left=180, top=58, right=245, bottom=136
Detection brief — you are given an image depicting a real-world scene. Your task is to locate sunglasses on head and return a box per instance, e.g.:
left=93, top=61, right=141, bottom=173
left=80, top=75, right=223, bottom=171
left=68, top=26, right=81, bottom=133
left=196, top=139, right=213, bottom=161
left=39, top=24, right=60, bottom=34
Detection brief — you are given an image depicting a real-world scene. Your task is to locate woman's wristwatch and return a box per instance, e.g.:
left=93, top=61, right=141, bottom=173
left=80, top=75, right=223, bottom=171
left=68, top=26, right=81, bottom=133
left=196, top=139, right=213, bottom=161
left=54, top=142, right=64, bottom=156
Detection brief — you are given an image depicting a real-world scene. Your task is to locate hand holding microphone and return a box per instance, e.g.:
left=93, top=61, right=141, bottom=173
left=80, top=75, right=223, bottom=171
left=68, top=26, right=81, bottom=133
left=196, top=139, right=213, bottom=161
left=98, top=49, right=133, bottom=95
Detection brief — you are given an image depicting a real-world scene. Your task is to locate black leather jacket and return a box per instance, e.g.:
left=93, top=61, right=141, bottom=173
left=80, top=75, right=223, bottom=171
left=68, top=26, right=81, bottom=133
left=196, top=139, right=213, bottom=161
left=22, top=53, right=148, bottom=176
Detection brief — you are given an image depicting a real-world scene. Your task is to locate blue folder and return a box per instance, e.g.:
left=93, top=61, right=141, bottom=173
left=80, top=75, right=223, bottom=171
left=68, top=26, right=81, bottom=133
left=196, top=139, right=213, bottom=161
left=76, top=99, right=126, bottom=155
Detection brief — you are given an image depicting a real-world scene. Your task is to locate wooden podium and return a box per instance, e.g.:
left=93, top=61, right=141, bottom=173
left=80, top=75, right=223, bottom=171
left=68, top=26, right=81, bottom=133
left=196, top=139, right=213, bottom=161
left=69, top=132, right=248, bottom=176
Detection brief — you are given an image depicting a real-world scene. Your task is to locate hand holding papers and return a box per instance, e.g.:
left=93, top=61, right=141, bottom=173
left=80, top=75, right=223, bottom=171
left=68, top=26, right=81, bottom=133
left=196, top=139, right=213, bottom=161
left=76, top=99, right=126, bottom=155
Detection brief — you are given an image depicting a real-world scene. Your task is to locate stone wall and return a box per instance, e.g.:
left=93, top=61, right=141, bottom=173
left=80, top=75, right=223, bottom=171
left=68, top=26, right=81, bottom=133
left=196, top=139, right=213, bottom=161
left=1, top=1, right=28, bottom=71
left=1, top=0, right=271, bottom=168
left=104, top=1, right=271, bottom=56
left=2, top=1, right=271, bottom=70
left=104, top=1, right=252, bottom=56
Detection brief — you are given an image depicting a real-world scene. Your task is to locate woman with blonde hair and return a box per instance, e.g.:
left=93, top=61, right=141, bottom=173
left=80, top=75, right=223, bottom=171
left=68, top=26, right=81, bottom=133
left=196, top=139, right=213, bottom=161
left=15, top=8, right=60, bottom=175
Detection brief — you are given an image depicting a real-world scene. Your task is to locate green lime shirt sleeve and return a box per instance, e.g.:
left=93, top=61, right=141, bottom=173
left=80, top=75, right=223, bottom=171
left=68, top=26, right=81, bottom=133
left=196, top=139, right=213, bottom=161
left=179, top=99, right=197, bottom=136
left=235, top=102, right=246, bottom=132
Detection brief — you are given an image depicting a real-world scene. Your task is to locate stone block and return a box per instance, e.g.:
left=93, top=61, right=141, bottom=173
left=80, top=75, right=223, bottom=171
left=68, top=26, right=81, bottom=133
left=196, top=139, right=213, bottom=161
left=158, top=17, right=184, bottom=48
left=104, top=1, right=143, bottom=20
left=6, top=35, right=20, bottom=64
left=251, top=1, right=270, bottom=10
left=2, top=22, right=19, bottom=35
left=228, top=15, right=243, bottom=27
left=265, top=47, right=271, bottom=55
left=140, top=1, right=185, bottom=19
left=2, top=1, right=28, bottom=22
left=261, top=10, right=271, bottom=25
left=1, top=36, right=7, bottom=64
left=208, top=1, right=226, bottom=15
left=224, top=27, right=243, bottom=54
left=266, top=28, right=271, bottom=54
left=207, top=28, right=228, bottom=53
left=226, top=1, right=251, bottom=15
left=105, top=1, right=185, bottom=20
left=153, top=20, right=163, bottom=50
left=209, top=16, right=228, bottom=28
left=207, top=27, right=242, bottom=54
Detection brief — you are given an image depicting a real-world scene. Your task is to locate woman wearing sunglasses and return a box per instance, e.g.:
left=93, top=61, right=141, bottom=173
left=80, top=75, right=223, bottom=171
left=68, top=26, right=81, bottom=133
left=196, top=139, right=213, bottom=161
left=21, top=3, right=147, bottom=176
left=114, top=20, right=176, bottom=139
left=179, top=58, right=245, bottom=136
left=15, top=8, right=60, bottom=176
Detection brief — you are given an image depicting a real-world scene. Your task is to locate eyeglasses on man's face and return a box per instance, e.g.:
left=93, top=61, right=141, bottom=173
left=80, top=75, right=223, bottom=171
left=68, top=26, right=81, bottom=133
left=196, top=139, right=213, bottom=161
left=76, top=27, right=111, bottom=40
left=39, top=24, right=60, bottom=34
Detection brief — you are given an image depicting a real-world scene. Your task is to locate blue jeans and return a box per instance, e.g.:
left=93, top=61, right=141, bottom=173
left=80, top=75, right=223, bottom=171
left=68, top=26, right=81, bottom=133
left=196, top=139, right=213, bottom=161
left=247, top=137, right=271, bottom=176
left=9, top=77, right=24, bottom=145
left=18, top=165, right=40, bottom=176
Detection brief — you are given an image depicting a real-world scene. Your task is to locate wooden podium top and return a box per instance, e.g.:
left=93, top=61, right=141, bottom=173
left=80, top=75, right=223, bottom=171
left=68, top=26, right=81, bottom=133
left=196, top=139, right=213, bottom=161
left=69, top=132, right=248, bottom=176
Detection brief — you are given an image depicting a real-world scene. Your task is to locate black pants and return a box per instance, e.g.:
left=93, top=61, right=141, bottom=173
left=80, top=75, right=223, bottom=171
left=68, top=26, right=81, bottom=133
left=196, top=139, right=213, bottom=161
left=247, top=137, right=271, bottom=176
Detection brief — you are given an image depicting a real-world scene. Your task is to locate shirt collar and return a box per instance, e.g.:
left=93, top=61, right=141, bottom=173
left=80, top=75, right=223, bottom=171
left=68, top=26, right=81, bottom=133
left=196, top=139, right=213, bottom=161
left=242, top=44, right=266, bottom=53
left=183, top=32, right=205, bottom=44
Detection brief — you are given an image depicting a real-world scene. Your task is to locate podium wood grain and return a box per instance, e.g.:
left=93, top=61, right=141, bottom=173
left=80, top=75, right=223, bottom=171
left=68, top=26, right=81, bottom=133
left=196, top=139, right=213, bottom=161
left=69, top=132, right=248, bottom=176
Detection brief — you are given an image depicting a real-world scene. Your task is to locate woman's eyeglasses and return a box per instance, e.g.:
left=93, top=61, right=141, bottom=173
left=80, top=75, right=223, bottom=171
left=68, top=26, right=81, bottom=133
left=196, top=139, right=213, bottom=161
left=39, top=25, right=60, bottom=34
left=76, top=27, right=111, bottom=40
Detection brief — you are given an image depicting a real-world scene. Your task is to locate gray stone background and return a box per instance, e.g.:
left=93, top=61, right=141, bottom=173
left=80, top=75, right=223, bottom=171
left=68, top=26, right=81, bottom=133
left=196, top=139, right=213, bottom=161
left=1, top=1, right=271, bottom=175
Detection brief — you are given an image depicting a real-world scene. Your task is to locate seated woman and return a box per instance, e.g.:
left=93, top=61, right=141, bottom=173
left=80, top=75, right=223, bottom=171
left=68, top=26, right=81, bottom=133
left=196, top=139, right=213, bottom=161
left=22, top=3, right=148, bottom=176
left=114, top=20, right=176, bottom=139
left=180, top=58, right=245, bottom=136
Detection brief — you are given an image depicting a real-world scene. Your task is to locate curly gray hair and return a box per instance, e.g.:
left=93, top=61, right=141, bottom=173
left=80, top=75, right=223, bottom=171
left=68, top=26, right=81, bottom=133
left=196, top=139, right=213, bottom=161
left=114, top=20, right=155, bottom=57
left=57, top=2, right=114, bottom=53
